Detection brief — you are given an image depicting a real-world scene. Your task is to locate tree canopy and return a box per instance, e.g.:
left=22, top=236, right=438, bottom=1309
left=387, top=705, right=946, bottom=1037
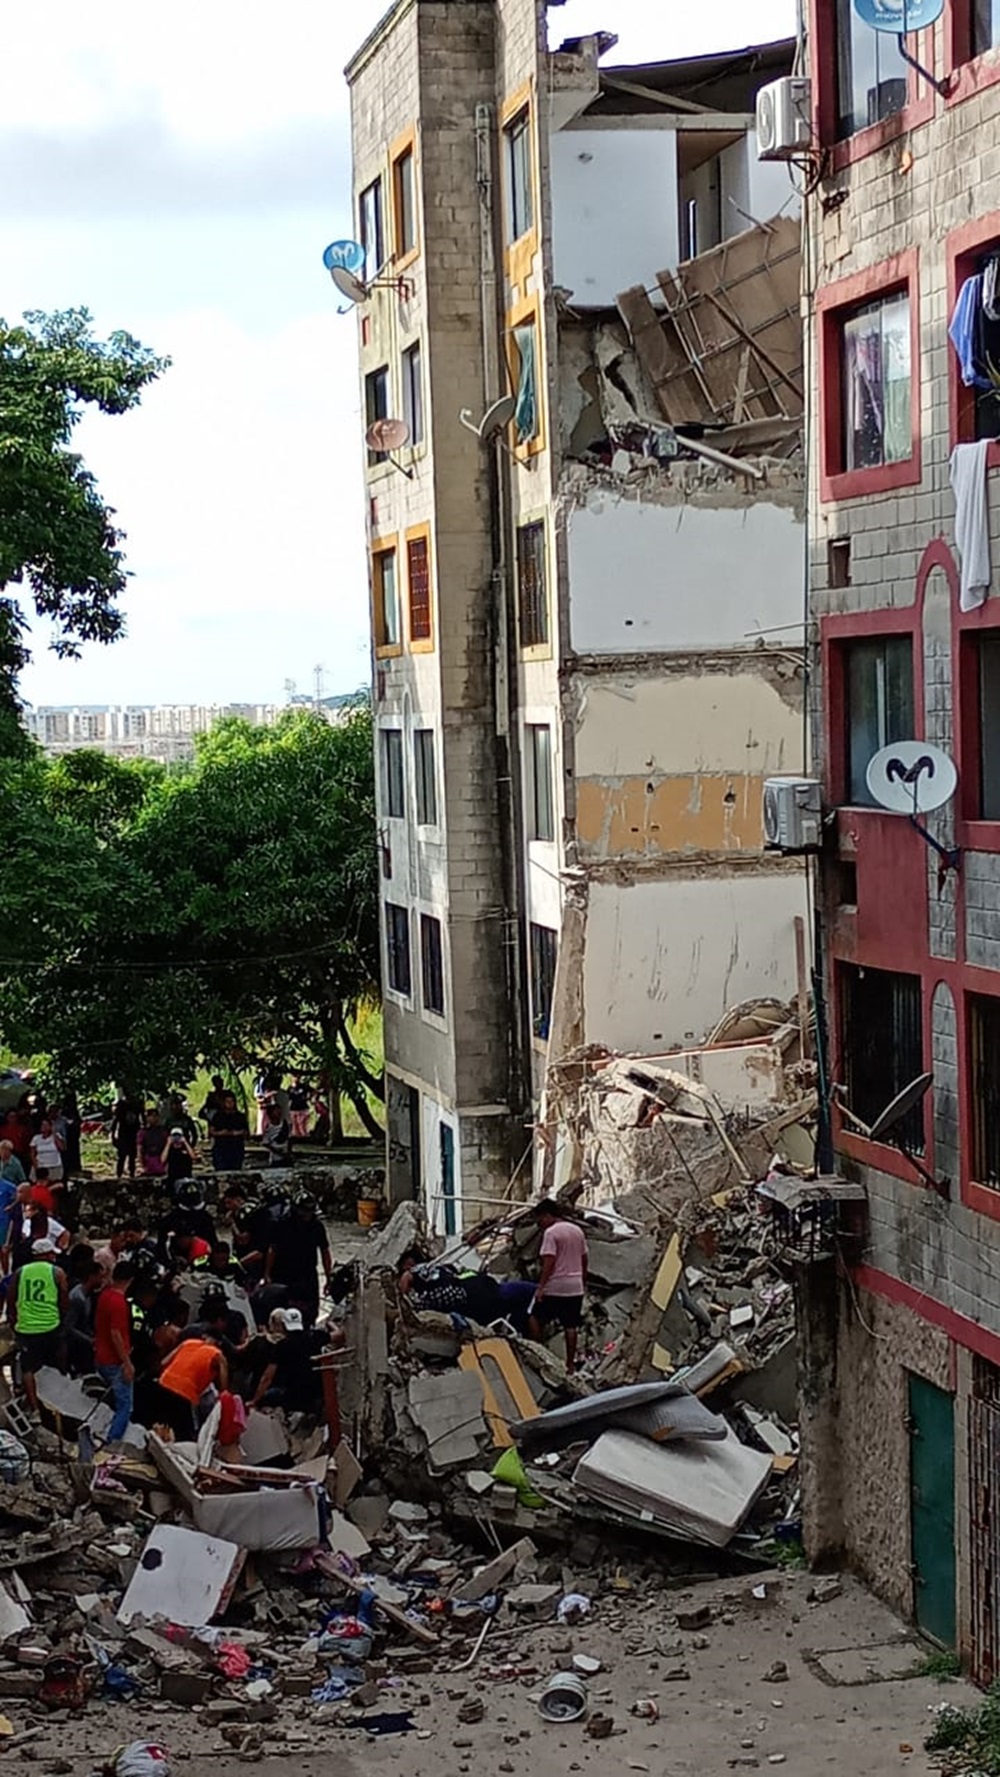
left=0, top=708, right=382, bottom=1131
left=0, top=307, right=168, bottom=748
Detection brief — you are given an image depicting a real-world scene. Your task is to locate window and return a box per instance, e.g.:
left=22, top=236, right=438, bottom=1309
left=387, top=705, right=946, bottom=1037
left=525, top=724, right=555, bottom=842
left=380, top=727, right=404, bottom=818
left=414, top=728, right=437, bottom=826
left=516, top=521, right=548, bottom=647
left=512, top=316, right=538, bottom=446
left=420, top=914, right=445, bottom=1016
left=359, top=178, right=383, bottom=283
left=393, top=146, right=416, bottom=259
left=365, top=366, right=390, bottom=465
left=529, top=924, right=557, bottom=1041
left=843, top=635, right=914, bottom=805
left=976, top=633, right=1000, bottom=818
left=835, top=0, right=907, bottom=139
left=841, top=964, right=924, bottom=1151
left=971, top=0, right=1000, bottom=58
left=504, top=108, right=533, bottom=244
left=407, top=534, right=432, bottom=645
left=385, top=903, right=411, bottom=996
left=841, top=292, right=911, bottom=471
left=373, top=546, right=400, bottom=651
left=955, top=247, right=1000, bottom=441
left=402, top=342, right=423, bottom=447
left=970, top=994, right=1000, bottom=1186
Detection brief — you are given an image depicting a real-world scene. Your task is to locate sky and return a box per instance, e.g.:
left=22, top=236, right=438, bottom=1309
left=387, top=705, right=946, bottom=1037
left=2, top=0, right=794, bottom=710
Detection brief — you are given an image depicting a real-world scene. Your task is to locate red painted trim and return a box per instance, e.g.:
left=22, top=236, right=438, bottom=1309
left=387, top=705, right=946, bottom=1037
left=945, top=3, right=1000, bottom=102
left=946, top=209, right=1000, bottom=450
left=839, top=1126, right=929, bottom=1182
left=854, top=1261, right=1000, bottom=1367
left=816, top=252, right=922, bottom=506
left=820, top=604, right=923, bottom=809
left=808, top=0, right=936, bottom=164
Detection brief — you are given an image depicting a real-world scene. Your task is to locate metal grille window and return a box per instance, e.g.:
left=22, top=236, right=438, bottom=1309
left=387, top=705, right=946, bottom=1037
left=504, top=109, right=533, bottom=243
left=530, top=922, right=557, bottom=1042
left=971, top=994, right=1000, bottom=1187
left=365, top=366, right=389, bottom=465
left=380, top=728, right=404, bottom=818
left=385, top=902, right=411, bottom=996
left=359, top=178, right=383, bottom=283
left=420, top=914, right=445, bottom=1016
left=978, top=633, right=1000, bottom=818
left=526, top=724, right=555, bottom=842
left=843, top=635, right=914, bottom=805
left=841, top=964, right=924, bottom=1151
left=407, top=536, right=432, bottom=644
left=517, top=521, right=548, bottom=647
left=835, top=0, right=907, bottom=138
left=373, top=548, right=399, bottom=650
left=414, top=728, right=437, bottom=826
left=402, top=342, right=423, bottom=447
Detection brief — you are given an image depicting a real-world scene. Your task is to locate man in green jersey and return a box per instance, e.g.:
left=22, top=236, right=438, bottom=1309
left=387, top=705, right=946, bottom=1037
left=10, top=1236, right=68, bottom=1411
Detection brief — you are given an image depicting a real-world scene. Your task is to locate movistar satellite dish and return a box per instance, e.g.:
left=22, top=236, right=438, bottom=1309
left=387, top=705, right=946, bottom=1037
left=866, top=739, right=958, bottom=815
left=854, top=0, right=943, bottom=28
left=323, top=239, right=366, bottom=276
left=330, top=265, right=369, bottom=305
left=365, top=418, right=410, bottom=453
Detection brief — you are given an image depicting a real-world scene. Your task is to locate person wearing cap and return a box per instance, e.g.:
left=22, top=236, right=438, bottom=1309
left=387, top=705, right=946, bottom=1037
left=249, top=1307, right=318, bottom=1413
left=10, top=1237, right=69, bottom=1410
left=162, top=1125, right=197, bottom=1187
left=264, top=1192, right=331, bottom=1328
left=94, top=1261, right=135, bottom=1442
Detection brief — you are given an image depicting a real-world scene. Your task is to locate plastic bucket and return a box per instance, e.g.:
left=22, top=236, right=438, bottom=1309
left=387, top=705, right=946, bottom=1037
left=357, top=1197, right=381, bottom=1229
left=539, top=1671, right=588, bottom=1722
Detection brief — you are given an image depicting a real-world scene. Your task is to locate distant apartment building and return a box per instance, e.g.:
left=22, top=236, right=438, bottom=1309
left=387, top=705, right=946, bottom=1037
left=23, top=693, right=361, bottom=761
left=346, top=0, right=808, bottom=1233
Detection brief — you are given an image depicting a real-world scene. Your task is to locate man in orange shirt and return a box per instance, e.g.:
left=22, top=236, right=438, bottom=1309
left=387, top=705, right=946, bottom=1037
left=157, top=1337, right=228, bottom=1439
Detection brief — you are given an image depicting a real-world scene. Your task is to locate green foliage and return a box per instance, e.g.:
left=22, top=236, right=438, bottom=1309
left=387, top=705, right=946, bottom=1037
left=0, top=307, right=168, bottom=743
left=0, top=709, right=382, bottom=1129
left=915, top=1649, right=962, bottom=1681
left=926, top=1681, right=1000, bottom=1772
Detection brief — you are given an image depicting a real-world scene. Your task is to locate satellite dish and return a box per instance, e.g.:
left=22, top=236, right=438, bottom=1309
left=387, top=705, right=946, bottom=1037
left=478, top=395, right=517, bottom=439
left=365, top=418, right=410, bottom=454
left=868, top=1072, right=933, bottom=1143
left=866, top=739, right=958, bottom=815
left=330, top=265, right=369, bottom=305
left=323, top=239, right=366, bottom=276
left=854, top=0, right=944, bottom=29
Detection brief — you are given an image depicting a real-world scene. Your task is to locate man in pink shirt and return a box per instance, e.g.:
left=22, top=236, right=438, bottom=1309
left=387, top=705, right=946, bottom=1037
left=529, top=1199, right=588, bottom=1372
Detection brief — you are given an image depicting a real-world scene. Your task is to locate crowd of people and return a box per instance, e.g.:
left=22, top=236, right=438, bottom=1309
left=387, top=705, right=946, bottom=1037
left=108, top=1073, right=330, bottom=1181
left=4, top=1171, right=343, bottom=1444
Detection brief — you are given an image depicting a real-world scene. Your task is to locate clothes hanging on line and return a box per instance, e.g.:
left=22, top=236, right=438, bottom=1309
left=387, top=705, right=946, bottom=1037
left=948, top=272, right=1000, bottom=390
left=950, top=438, right=992, bottom=611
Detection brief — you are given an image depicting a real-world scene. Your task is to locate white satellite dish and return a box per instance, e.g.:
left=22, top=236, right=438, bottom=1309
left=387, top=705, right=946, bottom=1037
left=331, top=265, right=369, bottom=305
left=866, top=739, right=958, bottom=816
left=459, top=394, right=517, bottom=443
left=364, top=417, right=414, bottom=479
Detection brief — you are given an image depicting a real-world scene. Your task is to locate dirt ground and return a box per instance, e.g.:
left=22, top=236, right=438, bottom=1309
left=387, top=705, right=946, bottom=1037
left=21, top=1569, right=976, bottom=1777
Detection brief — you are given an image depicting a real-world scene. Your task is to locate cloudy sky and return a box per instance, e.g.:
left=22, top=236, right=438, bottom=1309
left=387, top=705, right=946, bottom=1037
left=2, top=0, right=794, bottom=710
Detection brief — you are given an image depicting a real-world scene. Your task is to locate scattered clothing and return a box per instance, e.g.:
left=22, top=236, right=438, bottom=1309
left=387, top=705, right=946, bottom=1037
left=951, top=438, right=992, bottom=610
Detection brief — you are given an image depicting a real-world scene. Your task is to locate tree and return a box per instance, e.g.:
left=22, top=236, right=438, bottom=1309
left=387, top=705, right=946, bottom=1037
left=0, top=709, right=383, bottom=1133
left=0, top=308, right=168, bottom=749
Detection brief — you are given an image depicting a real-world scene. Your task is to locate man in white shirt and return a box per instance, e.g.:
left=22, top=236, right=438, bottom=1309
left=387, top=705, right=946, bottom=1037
left=29, top=1119, right=65, bottom=1184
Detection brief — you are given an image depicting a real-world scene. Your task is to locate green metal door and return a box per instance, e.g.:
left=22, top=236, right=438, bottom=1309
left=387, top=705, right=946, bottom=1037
left=909, top=1374, right=956, bottom=1646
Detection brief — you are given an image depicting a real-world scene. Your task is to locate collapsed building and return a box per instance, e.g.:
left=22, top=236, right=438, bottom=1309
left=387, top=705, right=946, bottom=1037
left=347, top=1, right=811, bottom=1230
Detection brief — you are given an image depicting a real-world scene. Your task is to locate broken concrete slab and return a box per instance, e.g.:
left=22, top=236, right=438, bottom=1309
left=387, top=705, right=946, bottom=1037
left=116, top=1525, right=245, bottom=1627
left=333, top=1439, right=363, bottom=1509
left=328, top=1510, right=372, bottom=1561
left=452, top=1536, right=537, bottom=1603
left=0, top=1580, right=29, bottom=1642
left=407, top=1370, right=487, bottom=1473
left=808, top=1640, right=924, bottom=1685
left=366, top=1201, right=421, bottom=1271
left=586, top=1235, right=658, bottom=1291
left=347, top=1494, right=390, bottom=1539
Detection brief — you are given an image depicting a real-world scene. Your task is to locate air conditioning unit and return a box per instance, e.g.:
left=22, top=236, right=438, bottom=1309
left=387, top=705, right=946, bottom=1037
left=763, top=777, right=822, bottom=853
left=756, top=76, right=811, bottom=161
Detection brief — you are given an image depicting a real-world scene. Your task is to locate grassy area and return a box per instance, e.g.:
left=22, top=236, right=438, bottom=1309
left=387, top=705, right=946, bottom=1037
left=926, top=1679, right=1000, bottom=1770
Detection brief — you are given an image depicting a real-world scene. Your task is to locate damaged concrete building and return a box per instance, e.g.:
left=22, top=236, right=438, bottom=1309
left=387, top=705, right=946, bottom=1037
left=346, top=2, right=808, bottom=1229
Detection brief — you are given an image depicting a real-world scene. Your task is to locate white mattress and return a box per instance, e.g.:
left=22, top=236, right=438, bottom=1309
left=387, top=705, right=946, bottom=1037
left=572, top=1427, right=772, bottom=1547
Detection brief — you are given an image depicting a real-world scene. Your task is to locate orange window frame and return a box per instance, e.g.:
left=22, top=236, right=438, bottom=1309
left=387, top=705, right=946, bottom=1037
left=500, top=83, right=539, bottom=305
left=507, top=295, right=546, bottom=461
left=390, top=127, right=419, bottom=271
left=405, top=522, right=434, bottom=652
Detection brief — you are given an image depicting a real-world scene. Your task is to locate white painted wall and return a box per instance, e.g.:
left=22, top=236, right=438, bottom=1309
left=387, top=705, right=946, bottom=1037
left=420, top=1095, right=460, bottom=1238
left=550, top=129, right=680, bottom=306
left=573, top=673, right=803, bottom=779
left=568, top=497, right=803, bottom=654
left=583, top=872, right=808, bottom=1052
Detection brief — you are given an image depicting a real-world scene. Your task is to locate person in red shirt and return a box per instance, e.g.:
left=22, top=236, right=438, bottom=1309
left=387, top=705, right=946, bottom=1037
left=94, top=1262, right=134, bottom=1443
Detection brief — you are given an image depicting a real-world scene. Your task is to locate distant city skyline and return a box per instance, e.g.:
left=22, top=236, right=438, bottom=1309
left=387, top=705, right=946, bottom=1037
left=3, top=0, right=793, bottom=708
